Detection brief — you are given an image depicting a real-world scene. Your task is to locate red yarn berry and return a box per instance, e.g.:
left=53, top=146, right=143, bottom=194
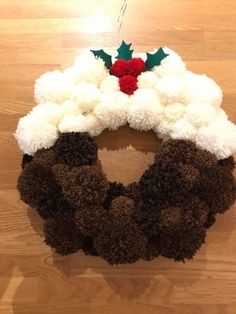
left=119, top=75, right=138, bottom=95
left=127, top=58, right=145, bottom=77
left=110, top=59, right=129, bottom=78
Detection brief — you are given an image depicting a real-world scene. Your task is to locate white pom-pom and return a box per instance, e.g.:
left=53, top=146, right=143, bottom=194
left=170, top=118, right=197, bottom=140
left=66, top=51, right=108, bottom=86
left=14, top=115, right=58, bottom=155
left=94, top=92, right=129, bottom=130
left=128, top=89, right=164, bottom=131
left=100, top=75, right=120, bottom=92
left=137, top=71, right=159, bottom=89
left=183, top=71, right=223, bottom=107
left=184, top=102, right=217, bottom=128
left=34, top=70, right=73, bottom=105
left=30, top=103, right=62, bottom=125
left=71, top=83, right=101, bottom=113
left=58, top=113, right=104, bottom=136
left=152, top=47, right=186, bottom=77
left=155, top=75, right=184, bottom=105
left=164, top=103, right=186, bottom=122
left=132, top=52, right=147, bottom=61
left=60, top=100, right=81, bottom=116
left=196, top=118, right=236, bottom=159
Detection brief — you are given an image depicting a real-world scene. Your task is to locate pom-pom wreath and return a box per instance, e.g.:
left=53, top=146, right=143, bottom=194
left=119, top=75, right=138, bottom=95
left=15, top=44, right=236, bottom=265
left=53, top=132, right=97, bottom=167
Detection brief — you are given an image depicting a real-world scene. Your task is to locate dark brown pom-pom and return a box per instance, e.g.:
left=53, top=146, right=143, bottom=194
left=53, top=132, right=98, bottom=167
left=110, top=196, right=134, bottom=218
left=21, top=154, right=33, bottom=169
left=44, top=212, right=83, bottom=256
left=53, top=163, right=109, bottom=208
left=197, top=166, right=236, bottom=214
left=103, top=181, right=126, bottom=209
left=218, top=156, right=235, bottom=171
left=94, top=220, right=147, bottom=265
left=158, top=224, right=206, bottom=261
left=17, top=161, right=59, bottom=208
left=75, top=206, right=110, bottom=236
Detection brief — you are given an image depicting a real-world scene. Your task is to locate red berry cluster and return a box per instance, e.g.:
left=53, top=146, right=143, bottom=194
left=110, top=58, right=145, bottom=95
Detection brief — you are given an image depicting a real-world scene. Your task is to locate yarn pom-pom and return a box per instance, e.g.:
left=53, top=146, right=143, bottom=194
left=119, top=75, right=138, bottom=95
left=127, top=58, right=145, bottom=77
left=110, top=59, right=129, bottom=78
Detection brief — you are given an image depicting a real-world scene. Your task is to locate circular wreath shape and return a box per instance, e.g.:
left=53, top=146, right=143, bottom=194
left=17, top=131, right=236, bottom=265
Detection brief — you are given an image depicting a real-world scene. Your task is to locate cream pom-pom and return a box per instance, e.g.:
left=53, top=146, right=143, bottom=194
left=14, top=115, right=58, bottom=155
left=128, top=89, right=164, bottom=131
left=164, top=103, right=186, bottom=122
left=100, top=75, right=120, bottom=92
left=30, top=103, right=62, bottom=126
left=170, top=118, right=197, bottom=140
left=155, top=75, right=184, bottom=105
left=71, top=83, right=101, bottom=113
left=152, top=47, right=186, bottom=77
left=65, top=51, right=108, bottom=86
left=60, top=100, right=81, bottom=117
left=184, top=102, right=217, bottom=128
left=154, top=120, right=172, bottom=139
left=182, top=71, right=223, bottom=107
left=137, top=71, right=159, bottom=89
left=58, top=113, right=104, bottom=136
left=196, top=118, right=236, bottom=159
left=132, top=52, right=147, bottom=61
left=34, top=70, right=73, bottom=105
left=94, top=92, right=129, bottom=130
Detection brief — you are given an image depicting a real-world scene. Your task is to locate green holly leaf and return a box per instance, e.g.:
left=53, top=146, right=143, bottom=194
left=90, top=49, right=112, bottom=69
left=116, top=40, right=133, bottom=60
left=145, top=48, right=169, bottom=70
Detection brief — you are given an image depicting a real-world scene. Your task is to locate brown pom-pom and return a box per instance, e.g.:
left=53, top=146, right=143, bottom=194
left=218, top=156, right=235, bottom=171
left=33, top=147, right=58, bottom=167
left=94, top=220, right=147, bottom=265
left=110, top=196, right=134, bottom=218
left=103, top=181, right=126, bottom=209
left=179, top=164, right=199, bottom=187
left=197, top=166, right=236, bottom=214
left=53, top=132, right=98, bottom=167
left=158, top=207, right=182, bottom=231
left=155, top=139, right=197, bottom=164
left=36, top=195, right=75, bottom=220
left=44, top=211, right=83, bottom=256
left=75, top=206, right=110, bottom=236
left=21, top=154, right=33, bottom=169
left=17, top=161, right=59, bottom=208
left=132, top=207, right=161, bottom=237
left=124, top=182, right=140, bottom=204
left=194, top=149, right=217, bottom=168
left=158, top=224, right=206, bottom=261
left=53, top=164, right=108, bottom=208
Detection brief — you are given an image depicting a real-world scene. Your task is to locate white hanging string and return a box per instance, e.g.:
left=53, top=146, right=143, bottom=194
left=117, top=0, right=128, bottom=42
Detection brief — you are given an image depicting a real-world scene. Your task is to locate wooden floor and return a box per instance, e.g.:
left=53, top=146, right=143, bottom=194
left=0, top=1, right=236, bottom=313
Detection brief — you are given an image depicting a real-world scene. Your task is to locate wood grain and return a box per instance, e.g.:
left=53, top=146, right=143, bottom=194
left=0, top=0, right=236, bottom=313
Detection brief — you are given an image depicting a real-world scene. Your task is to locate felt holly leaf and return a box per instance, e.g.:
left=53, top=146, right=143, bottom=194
left=116, top=40, right=133, bottom=60
left=90, top=49, right=112, bottom=69
left=145, top=48, right=169, bottom=70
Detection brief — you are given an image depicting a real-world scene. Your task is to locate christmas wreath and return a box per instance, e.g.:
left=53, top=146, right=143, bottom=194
left=15, top=42, right=236, bottom=264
